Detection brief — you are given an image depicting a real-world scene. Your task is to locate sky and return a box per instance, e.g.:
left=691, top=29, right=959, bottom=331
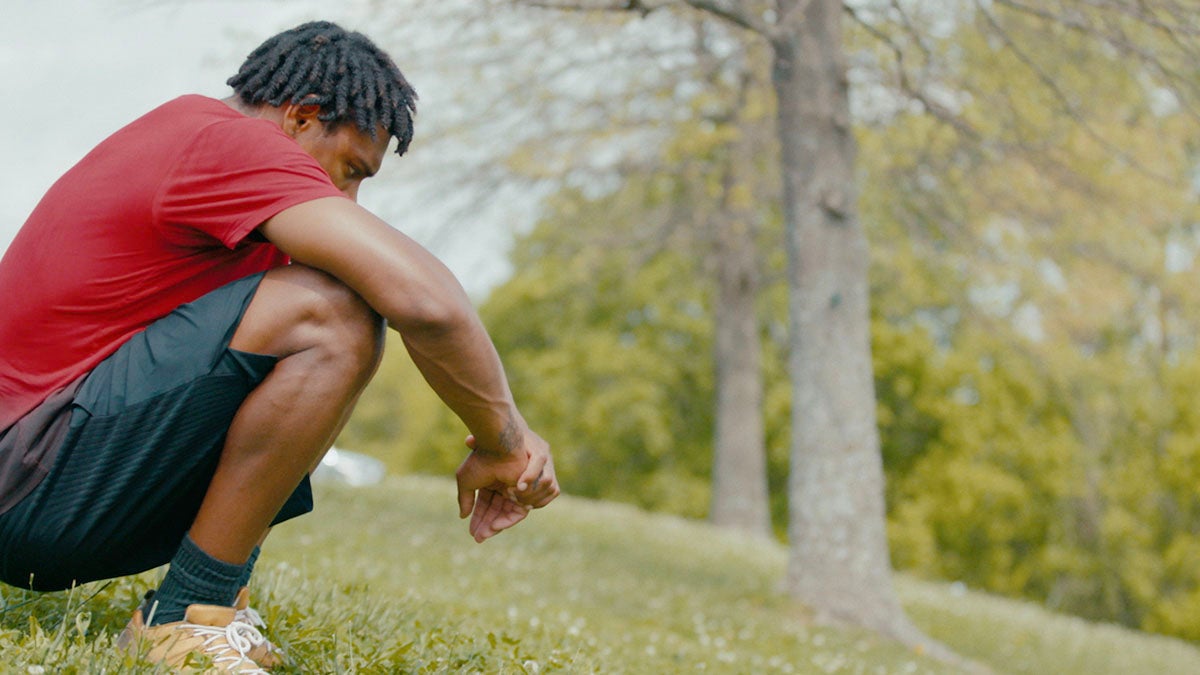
left=0, top=0, right=520, bottom=297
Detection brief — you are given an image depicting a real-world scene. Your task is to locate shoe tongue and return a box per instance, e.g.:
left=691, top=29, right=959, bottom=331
left=233, top=587, right=250, bottom=611
left=183, top=604, right=238, bottom=627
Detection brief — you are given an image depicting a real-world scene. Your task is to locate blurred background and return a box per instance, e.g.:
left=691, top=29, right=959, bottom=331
left=5, top=0, right=1200, bottom=648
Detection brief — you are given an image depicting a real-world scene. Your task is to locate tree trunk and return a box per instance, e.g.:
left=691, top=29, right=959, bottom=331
left=710, top=210, right=771, bottom=538
left=771, top=0, right=921, bottom=641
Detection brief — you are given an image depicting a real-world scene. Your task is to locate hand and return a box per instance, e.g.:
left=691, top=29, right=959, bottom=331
left=455, top=447, right=530, bottom=543
left=491, top=428, right=558, bottom=509
left=454, top=428, right=560, bottom=543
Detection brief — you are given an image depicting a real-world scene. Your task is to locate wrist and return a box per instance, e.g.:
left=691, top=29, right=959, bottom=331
left=470, top=413, right=525, bottom=458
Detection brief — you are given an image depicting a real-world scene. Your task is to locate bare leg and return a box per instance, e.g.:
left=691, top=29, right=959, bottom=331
left=249, top=381, right=374, bottom=551
left=188, top=265, right=384, bottom=564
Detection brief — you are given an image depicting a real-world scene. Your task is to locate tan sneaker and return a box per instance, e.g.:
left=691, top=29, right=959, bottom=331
left=118, top=602, right=269, bottom=673
left=233, top=587, right=285, bottom=669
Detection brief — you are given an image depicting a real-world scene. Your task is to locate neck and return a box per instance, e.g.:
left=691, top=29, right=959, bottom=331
left=222, top=96, right=283, bottom=124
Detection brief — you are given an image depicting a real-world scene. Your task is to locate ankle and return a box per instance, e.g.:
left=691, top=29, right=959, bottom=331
left=148, top=533, right=246, bottom=626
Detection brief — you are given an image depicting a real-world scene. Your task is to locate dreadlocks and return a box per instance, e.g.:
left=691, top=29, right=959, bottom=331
left=227, top=21, right=418, bottom=156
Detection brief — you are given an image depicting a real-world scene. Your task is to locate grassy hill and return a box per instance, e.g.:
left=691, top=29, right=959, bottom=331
left=1, top=476, right=1198, bottom=673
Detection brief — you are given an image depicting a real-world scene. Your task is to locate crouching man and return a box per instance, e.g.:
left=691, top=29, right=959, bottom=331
left=0, top=21, right=558, bottom=672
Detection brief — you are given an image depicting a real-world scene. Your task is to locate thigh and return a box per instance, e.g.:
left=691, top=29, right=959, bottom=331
left=0, top=273, right=311, bottom=591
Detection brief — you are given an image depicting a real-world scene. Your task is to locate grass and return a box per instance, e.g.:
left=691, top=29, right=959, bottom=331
left=1, top=476, right=1198, bottom=673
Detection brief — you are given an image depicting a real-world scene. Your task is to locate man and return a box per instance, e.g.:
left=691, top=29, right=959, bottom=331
left=0, top=21, right=558, bottom=672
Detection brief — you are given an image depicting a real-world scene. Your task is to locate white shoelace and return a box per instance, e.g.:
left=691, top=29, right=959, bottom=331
left=180, top=620, right=270, bottom=674
left=234, top=603, right=283, bottom=660
left=235, top=604, right=266, bottom=629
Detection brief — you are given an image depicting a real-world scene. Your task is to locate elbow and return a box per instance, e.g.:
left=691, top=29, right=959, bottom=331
left=363, top=252, right=477, bottom=336
left=387, top=291, right=475, bottom=336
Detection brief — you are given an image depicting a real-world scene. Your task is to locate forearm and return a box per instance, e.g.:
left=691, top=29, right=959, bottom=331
left=395, top=306, right=524, bottom=456
left=259, top=197, right=528, bottom=452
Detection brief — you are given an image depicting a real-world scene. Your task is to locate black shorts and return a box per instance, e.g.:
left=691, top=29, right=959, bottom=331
left=0, top=272, right=313, bottom=591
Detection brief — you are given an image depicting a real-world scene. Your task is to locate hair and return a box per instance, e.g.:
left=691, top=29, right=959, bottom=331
left=226, top=21, right=418, bottom=156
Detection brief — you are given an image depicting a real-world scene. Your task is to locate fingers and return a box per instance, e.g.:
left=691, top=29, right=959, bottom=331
left=487, top=500, right=531, bottom=537
left=457, top=478, right=475, bottom=519
left=514, top=456, right=560, bottom=509
left=514, top=475, right=558, bottom=508
left=455, top=455, right=479, bottom=519
left=469, top=487, right=499, bottom=538
left=469, top=488, right=530, bottom=543
left=510, top=430, right=560, bottom=509
left=455, top=426, right=559, bottom=541
left=465, top=487, right=489, bottom=535
left=516, top=453, right=546, bottom=492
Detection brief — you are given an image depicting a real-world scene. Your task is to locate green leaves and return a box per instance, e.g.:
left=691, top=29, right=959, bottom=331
left=478, top=188, right=718, bottom=517
left=333, top=0, right=1200, bottom=643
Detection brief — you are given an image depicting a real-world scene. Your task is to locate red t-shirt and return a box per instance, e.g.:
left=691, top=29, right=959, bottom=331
left=0, top=95, right=347, bottom=430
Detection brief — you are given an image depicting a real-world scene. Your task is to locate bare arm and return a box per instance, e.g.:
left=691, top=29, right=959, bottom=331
left=260, top=197, right=559, bottom=538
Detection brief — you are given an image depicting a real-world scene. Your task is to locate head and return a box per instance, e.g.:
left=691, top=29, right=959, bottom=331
left=227, top=21, right=418, bottom=198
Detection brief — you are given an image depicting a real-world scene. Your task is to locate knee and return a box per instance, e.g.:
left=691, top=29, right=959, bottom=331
left=240, top=265, right=385, bottom=382
left=296, top=270, right=385, bottom=379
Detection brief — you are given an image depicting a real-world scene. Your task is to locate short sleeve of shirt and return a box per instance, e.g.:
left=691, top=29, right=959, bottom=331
left=154, top=117, right=347, bottom=249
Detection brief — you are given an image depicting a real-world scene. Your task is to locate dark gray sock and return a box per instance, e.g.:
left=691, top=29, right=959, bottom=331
left=146, top=533, right=246, bottom=626
left=237, top=545, right=261, bottom=589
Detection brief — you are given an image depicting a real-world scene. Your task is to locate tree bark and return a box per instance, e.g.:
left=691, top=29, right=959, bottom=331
left=770, top=0, right=920, bottom=641
left=710, top=209, right=772, bottom=538
left=509, top=0, right=950, bottom=652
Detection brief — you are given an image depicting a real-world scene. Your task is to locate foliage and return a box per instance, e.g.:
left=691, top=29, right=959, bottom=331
left=853, top=2, right=1200, bottom=639
left=338, top=0, right=1200, bottom=644
left=344, top=77, right=1200, bottom=639
left=475, top=182, right=719, bottom=518
left=4, top=479, right=1200, bottom=673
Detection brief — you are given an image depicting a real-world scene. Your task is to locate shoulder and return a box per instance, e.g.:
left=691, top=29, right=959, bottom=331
left=128, top=95, right=241, bottom=135
left=152, top=99, right=319, bottom=175
left=173, top=97, right=289, bottom=144
left=132, top=96, right=296, bottom=154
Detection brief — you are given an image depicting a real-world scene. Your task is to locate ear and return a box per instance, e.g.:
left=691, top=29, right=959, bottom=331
left=282, top=103, right=323, bottom=137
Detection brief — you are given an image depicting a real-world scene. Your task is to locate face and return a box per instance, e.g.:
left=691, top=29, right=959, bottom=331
left=288, top=110, right=390, bottom=202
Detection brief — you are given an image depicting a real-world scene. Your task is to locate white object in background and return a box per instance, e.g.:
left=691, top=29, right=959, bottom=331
left=313, top=447, right=386, bottom=486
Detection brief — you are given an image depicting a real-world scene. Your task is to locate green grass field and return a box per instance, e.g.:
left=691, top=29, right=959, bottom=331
left=1, top=477, right=1197, bottom=673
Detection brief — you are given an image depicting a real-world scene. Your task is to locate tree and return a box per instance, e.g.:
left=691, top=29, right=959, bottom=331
left=766, top=0, right=916, bottom=641
left=366, top=2, right=781, bottom=538
left=512, top=0, right=933, bottom=647
left=503, top=0, right=1200, bottom=649
left=334, top=0, right=1198, bottom=647
left=692, top=26, right=776, bottom=538
left=853, top=1, right=1200, bottom=638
